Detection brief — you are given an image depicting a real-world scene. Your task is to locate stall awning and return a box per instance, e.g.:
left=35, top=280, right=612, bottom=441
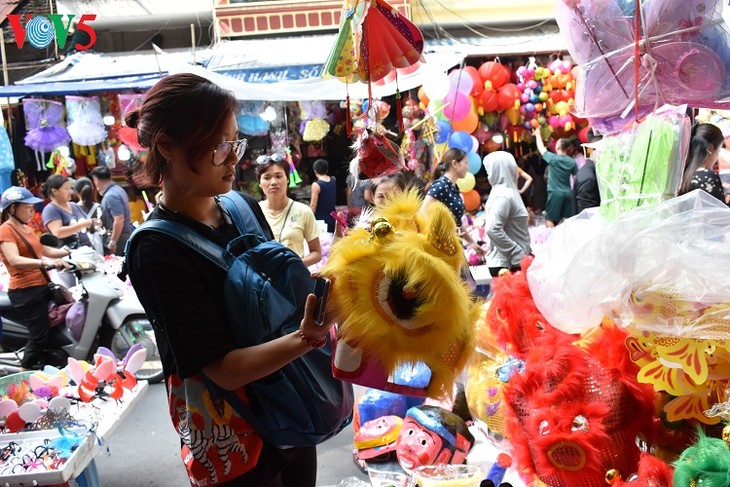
left=0, top=50, right=205, bottom=98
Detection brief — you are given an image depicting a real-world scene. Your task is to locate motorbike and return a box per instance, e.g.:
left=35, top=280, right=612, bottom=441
left=0, top=235, right=164, bottom=383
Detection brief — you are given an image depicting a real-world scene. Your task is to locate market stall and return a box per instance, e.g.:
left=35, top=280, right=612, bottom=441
left=0, top=369, right=148, bottom=486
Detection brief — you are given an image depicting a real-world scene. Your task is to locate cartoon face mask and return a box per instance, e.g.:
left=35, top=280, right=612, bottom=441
left=395, top=405, right=474, bottom=473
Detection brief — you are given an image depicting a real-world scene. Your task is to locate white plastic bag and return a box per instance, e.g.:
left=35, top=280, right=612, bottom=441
left=527, top=190, right=730, bottom=338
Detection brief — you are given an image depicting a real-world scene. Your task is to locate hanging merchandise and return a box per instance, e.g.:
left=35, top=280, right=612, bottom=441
left=323, top=0, right=423, bottom=169
left=0, top=110, right=14, bottom=192
left=46, top=147, right=76, bottom=177
left=237, top=100, right=270, bottom=136
left=118, top=93, right=145, bottom=152
left=65, top=96, right=108, bottom=147
left=299, top=101, right=331, bottom=142
left=593, top=104, right=689, bottom=219
left=22, top=98, right=71, bottom=154
left=349, top=127, right=404, bottom=179
left=556, top=0, right=730, bottom=133
left=322, top=0, right=423, bottom=84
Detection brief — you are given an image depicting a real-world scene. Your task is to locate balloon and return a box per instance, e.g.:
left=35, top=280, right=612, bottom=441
left=451, top=110, right=478, bottom=134
left=449, top=69, right=474, bottom=95
left=466, top=151, right=481, bottom=174
left=497, top=83, right=522, bottom=111
left=555, top=100, right=570, bottom=117
left=456, top=172, right=476, bottom=192
left=449, top=130, right=472, bottom=151
left=422, top=71, right=451, bottom=100
left=479, top=90, right=499, bottom=112
left=428, top=99, right=449, bottom=121
left=462, top=66, right=483, bottom=96
left=418, top=86, right=430, bottom=106
left=478, top=61, right=511, bottom=90
left=435, top=119, right=452, bottom=144
left=462, top=189, right=481, bottom=211
left=470, top=135, right=479, bottom=153
left=443, top=91, right=472, bottom=122
left=505, top=107, right=521, bottom=126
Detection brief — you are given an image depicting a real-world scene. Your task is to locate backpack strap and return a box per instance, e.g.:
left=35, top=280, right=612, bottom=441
left=219, top=191, right=267, bottom=241
left=131, top=219, right=230, bottom=272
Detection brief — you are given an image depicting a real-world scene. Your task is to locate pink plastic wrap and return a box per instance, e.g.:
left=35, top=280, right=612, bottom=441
left=556, top=0, right=730, bottom=133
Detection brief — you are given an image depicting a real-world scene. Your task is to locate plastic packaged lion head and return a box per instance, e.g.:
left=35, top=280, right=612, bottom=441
left=504, top=325, right=655, bottom=487
left=322, top=189, right=480, bottom=398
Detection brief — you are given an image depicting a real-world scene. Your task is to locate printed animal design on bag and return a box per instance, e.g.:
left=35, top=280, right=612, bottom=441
left=177, top=406, right=249, bottom=485
left=322, top=189, right=481, bottom=398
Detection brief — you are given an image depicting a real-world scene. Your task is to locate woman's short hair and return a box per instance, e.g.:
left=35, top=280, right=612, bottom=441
left=125, top=73, right=238, bottom=186
left=254, top=153, right=290, bottom=182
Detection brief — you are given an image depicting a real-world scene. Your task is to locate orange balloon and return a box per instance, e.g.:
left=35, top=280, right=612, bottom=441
left=451, top=110, right=479, bottom=134
left=418, top=86, right=430, bottom=106
left=462, top=189, right=481, bottom=211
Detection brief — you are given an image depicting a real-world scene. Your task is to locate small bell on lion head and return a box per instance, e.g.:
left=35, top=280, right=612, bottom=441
left=723, top=425, right=730, bottom=447
left=605, top=469, right=621, bottom=484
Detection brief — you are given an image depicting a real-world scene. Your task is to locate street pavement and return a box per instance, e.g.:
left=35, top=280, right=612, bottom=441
left=94, top=382, right=370, bottom=486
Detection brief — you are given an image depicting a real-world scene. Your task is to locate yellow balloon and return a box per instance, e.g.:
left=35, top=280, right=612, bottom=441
left=456, top=172, right=476, bottom=193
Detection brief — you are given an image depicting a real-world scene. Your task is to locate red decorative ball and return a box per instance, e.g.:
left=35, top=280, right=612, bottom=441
left=6, top=410, right=26, bottom=432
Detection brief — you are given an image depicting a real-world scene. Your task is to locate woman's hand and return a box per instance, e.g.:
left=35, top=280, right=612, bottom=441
left=297, top=295, right=331, bottom=349
left=42, top=258, right=72, bottom=271
left=470, top=241, right=487, bottom=255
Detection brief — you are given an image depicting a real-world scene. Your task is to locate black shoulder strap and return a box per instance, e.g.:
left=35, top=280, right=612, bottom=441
left=130, top=219, right=230, bottom=272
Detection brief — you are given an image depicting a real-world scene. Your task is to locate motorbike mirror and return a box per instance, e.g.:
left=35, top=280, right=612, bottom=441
left=40, top=233, right=61, bottom=248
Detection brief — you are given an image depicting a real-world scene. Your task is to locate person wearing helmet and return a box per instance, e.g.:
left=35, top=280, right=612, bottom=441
left=0, top=186, right=72, bottom=369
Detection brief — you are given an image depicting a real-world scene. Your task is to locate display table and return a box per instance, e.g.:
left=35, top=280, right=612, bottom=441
left=0, top=380, right=148, bottom=487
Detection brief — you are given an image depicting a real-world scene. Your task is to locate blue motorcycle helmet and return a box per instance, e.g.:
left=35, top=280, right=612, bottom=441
left=0, top=186, right=43, bottom=213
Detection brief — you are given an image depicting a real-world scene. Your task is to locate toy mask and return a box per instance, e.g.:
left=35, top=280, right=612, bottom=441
left=395, top=405, right=474, bottom=473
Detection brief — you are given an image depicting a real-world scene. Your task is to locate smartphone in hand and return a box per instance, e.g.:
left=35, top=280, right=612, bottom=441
left=313, top=277, right=331, bottom=325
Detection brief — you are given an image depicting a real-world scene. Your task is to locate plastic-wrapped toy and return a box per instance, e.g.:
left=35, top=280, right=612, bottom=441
left=593, top=105, right=690, bottom=219
left=504, top=323, right=655, bottom=487
left=556, top=0, right=730, bottom=133
left=322, top=189, right=480, bottom=398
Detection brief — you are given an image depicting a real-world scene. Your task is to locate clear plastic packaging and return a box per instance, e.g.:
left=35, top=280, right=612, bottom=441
left=593, top=104, right=690, bottom=219
left=527, top=189, right=730, bottom=338
left=556, top=0, right=730, bottom=133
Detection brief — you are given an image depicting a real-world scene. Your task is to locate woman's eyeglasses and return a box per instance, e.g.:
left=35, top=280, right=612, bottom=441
left=212, top=139, right=248, bottom=167
left=255, top=153, right=286, bottom=165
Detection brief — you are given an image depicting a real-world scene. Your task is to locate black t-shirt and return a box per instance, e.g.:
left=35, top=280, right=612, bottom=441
left=126, top=193, right=273, bottom=380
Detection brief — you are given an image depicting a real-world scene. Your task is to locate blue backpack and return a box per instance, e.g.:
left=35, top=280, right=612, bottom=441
left=130, top=191, right=353, bottom=447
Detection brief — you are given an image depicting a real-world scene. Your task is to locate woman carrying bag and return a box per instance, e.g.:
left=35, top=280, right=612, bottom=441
left=0, top=187, right=72, bottom=370
left=125, top=74, right=337, bottom=486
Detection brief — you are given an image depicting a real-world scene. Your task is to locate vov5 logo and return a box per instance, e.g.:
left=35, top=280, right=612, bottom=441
left=7, top=14, right=97, bottom=50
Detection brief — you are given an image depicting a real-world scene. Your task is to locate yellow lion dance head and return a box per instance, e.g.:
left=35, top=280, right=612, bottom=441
left=322, top=189, right=480, bottom=398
